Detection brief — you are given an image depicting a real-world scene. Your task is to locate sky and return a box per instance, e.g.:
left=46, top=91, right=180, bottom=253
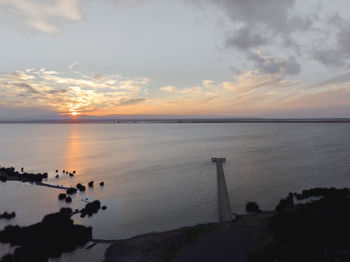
left=0, top=0, right=350, bottom=120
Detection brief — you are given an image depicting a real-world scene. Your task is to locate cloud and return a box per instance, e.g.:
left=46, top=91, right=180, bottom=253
left=221, top=70, right=299, bottom=93
left=310, top=71, right=350, bottom=88
left=160, top=86, right=177, bottom=92
left=119, top=97, right=146, bottom=106
left=192, top=0, right=350, bottom=71
left=225, top=26, right=268, bottom=50
left=193, top=0, right=310, bottom=48
left=0, top=68, right=150, bottom=114
left=0, top=0, right=83, bottom=34
left=248, top=51, right=300, bottom=75
left=313, top=24, right=350, bottom=67
left=68, top=61, right=80, bottom=70
left=0, top=65, right=349, bottom=117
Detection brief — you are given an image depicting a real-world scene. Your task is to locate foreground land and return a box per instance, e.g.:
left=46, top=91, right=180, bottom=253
left=1, top=171, right=350, bottom=262
left=105, top=187, right=350, bottom=262
left=104, top=212, right=273, bottom=262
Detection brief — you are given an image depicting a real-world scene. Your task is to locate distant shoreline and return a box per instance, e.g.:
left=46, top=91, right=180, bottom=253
left=0, top=118, right=350, bottom=124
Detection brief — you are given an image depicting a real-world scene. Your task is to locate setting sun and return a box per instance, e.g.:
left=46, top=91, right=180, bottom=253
left=70, top=112, right=79, bottom=116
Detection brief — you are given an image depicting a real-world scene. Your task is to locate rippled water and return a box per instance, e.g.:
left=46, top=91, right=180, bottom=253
left=0, top=123, right=349, bottom=260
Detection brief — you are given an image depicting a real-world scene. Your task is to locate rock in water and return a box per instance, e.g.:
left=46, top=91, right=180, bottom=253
left=58, top=193, right=66, bottom=200
left=80, top=200, right=101, bottom=217
left=66, top=188, right=77, bottom=195
left=76, top=183, right=86, bottom=192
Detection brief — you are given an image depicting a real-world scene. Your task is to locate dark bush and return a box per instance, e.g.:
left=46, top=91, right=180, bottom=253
left=246, top=202, right=261, bottom=213
left=0, top=208, right=91, bottom=262
left=0, top=212, right=16, bottom=220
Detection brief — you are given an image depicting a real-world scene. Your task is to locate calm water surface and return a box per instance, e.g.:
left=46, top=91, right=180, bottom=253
left=0, top=123, right=349, bottom=260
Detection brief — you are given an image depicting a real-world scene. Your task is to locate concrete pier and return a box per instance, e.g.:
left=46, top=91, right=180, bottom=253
left=212, top=157, right=232, bottom=222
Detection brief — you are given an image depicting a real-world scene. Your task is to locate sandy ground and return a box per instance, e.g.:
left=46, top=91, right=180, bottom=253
left=104, top=211, right=273, bottom=262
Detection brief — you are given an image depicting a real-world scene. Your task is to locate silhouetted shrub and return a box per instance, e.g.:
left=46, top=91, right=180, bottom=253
left=246, top=202, right=261, bottom=213
left=0, top=212, right=15, bottom=220
left=275, top=193, right=294, bottom=211
left=0, top=208, right=91, bottom=262
left=249, top=187, right=350, bottom=262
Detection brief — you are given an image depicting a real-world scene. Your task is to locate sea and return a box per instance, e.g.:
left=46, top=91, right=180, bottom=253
left=0, top=123, right=349, bottom=261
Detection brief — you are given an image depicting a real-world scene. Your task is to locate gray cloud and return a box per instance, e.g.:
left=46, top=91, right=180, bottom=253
left=310, top=71, right=350, bottom=88
left=194, top=0, right=313, bottom=50
left=14, top=82, right=39, bottom=94
left=119, top=98, right=146, bottom=106
left=0, top=0, right=83, bottom=34
left=216, top=0, right=295, bottom=33
left=312, top=19, right=350, bottom=67
left=225, top=26, right=268, bottom=50
left=248, top=51, right=300, bottom=75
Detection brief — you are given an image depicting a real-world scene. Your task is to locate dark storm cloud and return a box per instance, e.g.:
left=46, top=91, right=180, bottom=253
left=248, top=52, right=300, bottom=75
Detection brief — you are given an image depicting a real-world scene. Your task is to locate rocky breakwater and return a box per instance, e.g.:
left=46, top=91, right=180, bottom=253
left=0, top=167, right=47, bottom=183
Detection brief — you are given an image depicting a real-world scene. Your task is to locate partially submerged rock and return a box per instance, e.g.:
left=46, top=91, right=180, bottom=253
left=66, top=187, right=77, bottom=195
left=88, top=181, right=94, bottom=187
left=76, top=183, right=86, bottom=192
left=58, top=193, right=66, bottom=200
left=65, top=197, right=72, bottom=203
left=0, top=167, right=46, bottom=183
left=80, top=200, right=101, bottom=217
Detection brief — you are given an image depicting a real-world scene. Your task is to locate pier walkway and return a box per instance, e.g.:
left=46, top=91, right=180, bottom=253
left=212, top=157, right=232, bottom=222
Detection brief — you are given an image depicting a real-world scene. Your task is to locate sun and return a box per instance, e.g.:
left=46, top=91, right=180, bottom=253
left=70, top=111, right=80, bottom=116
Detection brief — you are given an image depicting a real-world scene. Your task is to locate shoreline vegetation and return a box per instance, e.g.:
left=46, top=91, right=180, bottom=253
left=1, top=167, right=350, bottom=261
